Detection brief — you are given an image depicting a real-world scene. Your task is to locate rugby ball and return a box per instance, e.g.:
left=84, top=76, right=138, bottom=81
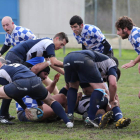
left=28, top=108, right=44, bottom=121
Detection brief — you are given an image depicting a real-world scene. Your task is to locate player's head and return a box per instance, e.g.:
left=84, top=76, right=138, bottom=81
left=69, top=15, right=84, bottom=35
left=53, top=32, right=69, bottom=50
left=37, top=66, right=50, bottom=80
left=115, top=16, right=135, bottom=39
left=1, top=16, right=14, bottom=35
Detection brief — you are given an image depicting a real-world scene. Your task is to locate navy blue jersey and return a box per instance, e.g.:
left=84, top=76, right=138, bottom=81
left=9, top=38, right=55, bottom=61
left=68, top=50, right=117, bottom=78
left=0, top=63, right=36, bottom=85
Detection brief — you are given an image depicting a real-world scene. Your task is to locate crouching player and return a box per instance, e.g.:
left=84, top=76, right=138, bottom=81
left=16, top=69, right=67, bottom=122
left=78, top=70, right=131, bottom=129
left=0, top=57, right=73, bottom=128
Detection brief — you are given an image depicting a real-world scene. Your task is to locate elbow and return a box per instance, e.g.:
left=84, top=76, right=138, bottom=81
left=31, top=66, right=39, bottom=74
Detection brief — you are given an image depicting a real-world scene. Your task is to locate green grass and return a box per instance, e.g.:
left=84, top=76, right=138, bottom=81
left=0, top=47, right=140, bottom=140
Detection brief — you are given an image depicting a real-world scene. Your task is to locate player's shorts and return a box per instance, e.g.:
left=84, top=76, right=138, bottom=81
left=64, top=52, right=103, bottom=83
left=4, top=76, right=48, bottom=100
left=5, top=51, right=24, bottom=64
left=75, top=95, right=108, bottom=115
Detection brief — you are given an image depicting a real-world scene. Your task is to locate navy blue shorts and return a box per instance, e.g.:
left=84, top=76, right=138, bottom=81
left=5, top=51, right=24, bottom=64
left=64, top=52, right=103, bottom=84
left=4, top=76, right=48, bottom=100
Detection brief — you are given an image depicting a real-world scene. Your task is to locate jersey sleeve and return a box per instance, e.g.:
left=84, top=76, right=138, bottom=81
left=0, top=77, right=9, bottom=85
left=45, top=44, right=55, bottom=57
left=90, top=26, right=105, bottom=43
left=131, top=35, right=140, bottom=55
left=108, top=67, right=117, bottom=77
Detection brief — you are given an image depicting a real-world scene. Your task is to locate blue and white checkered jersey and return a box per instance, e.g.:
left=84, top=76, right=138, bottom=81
left=4, top=25, right=36, bottom=47
left=73, top=24, right=107, bottom=53
left=16, top=95, right=41, bottom=111
left=128, top=26, right=140, bottom=55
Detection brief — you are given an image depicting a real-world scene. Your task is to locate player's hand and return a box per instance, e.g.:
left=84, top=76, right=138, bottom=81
left=25, top=108, right=33, bottom=120
left=54, top=73, right=61, bottom=83
left=121, top=60, right=135, bottom=69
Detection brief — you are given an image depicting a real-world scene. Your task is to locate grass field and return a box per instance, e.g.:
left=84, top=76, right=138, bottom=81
left=0, top=48, right=140, bottom=140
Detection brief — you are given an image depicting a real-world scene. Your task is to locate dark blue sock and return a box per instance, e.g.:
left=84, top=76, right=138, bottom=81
left=88, top=90, right=103, bottom=120
left=94, top=114, right=103, bottom=124
left=112, top=106, right=123, bottom=121
left=51, top=101, right=69, bottom=124
left=0, top=99, right=12, bottom=116
left=59, top=87, right=68, bottom=96
left=67, top=87, right=78, bottom=114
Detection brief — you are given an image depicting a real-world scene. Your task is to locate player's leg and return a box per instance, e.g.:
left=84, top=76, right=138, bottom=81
left=0, top=86, right=14, bottom=124
left=85, top=84, right=113, bottom=128
left=43, top=77, right=59, bottom=95
left=41, top=94, right=68, bottom=121
left=0, top=99, right=15, bottom=120
left=108, top=95, right=131, bottom=129
left=63, top=53, right=80, bottom=122
left=42, top=91, right=73, bottom=128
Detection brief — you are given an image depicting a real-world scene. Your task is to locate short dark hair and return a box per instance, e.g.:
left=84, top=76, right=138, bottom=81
left=54, top=32, right=69, bottom=43
left=69, top=15, right=83, bottom=26
left=115, top=16, right=135, bottom=30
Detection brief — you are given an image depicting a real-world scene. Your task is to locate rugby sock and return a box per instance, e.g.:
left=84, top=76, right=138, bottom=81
left=51, top=101, right=69, bottom=124
left=88, top=90, right=103, bottom=120
left=94, top=114, right=103, bottom=124
left=67, top=87, right=78, bottom=114
left=59, top=87, right=68, bottom=96
left=112, top=106, right=123, bottom=121
left=0, top=99, right=12, bottom=116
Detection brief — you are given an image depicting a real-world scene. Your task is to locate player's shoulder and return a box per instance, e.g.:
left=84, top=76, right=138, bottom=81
left=42, top=38, right=54, bottom=45
left=15, top=26, right=31, bottom=33
left=84, top=24, right=98, bottom=30
left=130, top=26, right=140, bottom=42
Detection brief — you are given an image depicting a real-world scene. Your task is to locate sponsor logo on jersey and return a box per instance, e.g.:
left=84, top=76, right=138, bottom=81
left=64, top=63, right=70, bottom=67
left=74, top=61, right=84, bottom=63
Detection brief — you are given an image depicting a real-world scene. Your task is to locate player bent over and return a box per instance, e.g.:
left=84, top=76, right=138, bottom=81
left=0, top=57, right=73, bottom=128
left=63, top=50, right=112, bottom=128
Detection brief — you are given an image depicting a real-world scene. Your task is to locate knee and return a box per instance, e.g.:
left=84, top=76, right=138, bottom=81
left=43, top=96, right=55, bottom=106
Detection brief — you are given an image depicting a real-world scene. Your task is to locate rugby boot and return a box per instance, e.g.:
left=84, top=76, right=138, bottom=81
left=84, top=117, right=99, bottom=128
left=67, top=113, right=74, bottom=123
left=115, top=117, right=131, bottom=129
left=99, top=111, right=113, bottom=129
